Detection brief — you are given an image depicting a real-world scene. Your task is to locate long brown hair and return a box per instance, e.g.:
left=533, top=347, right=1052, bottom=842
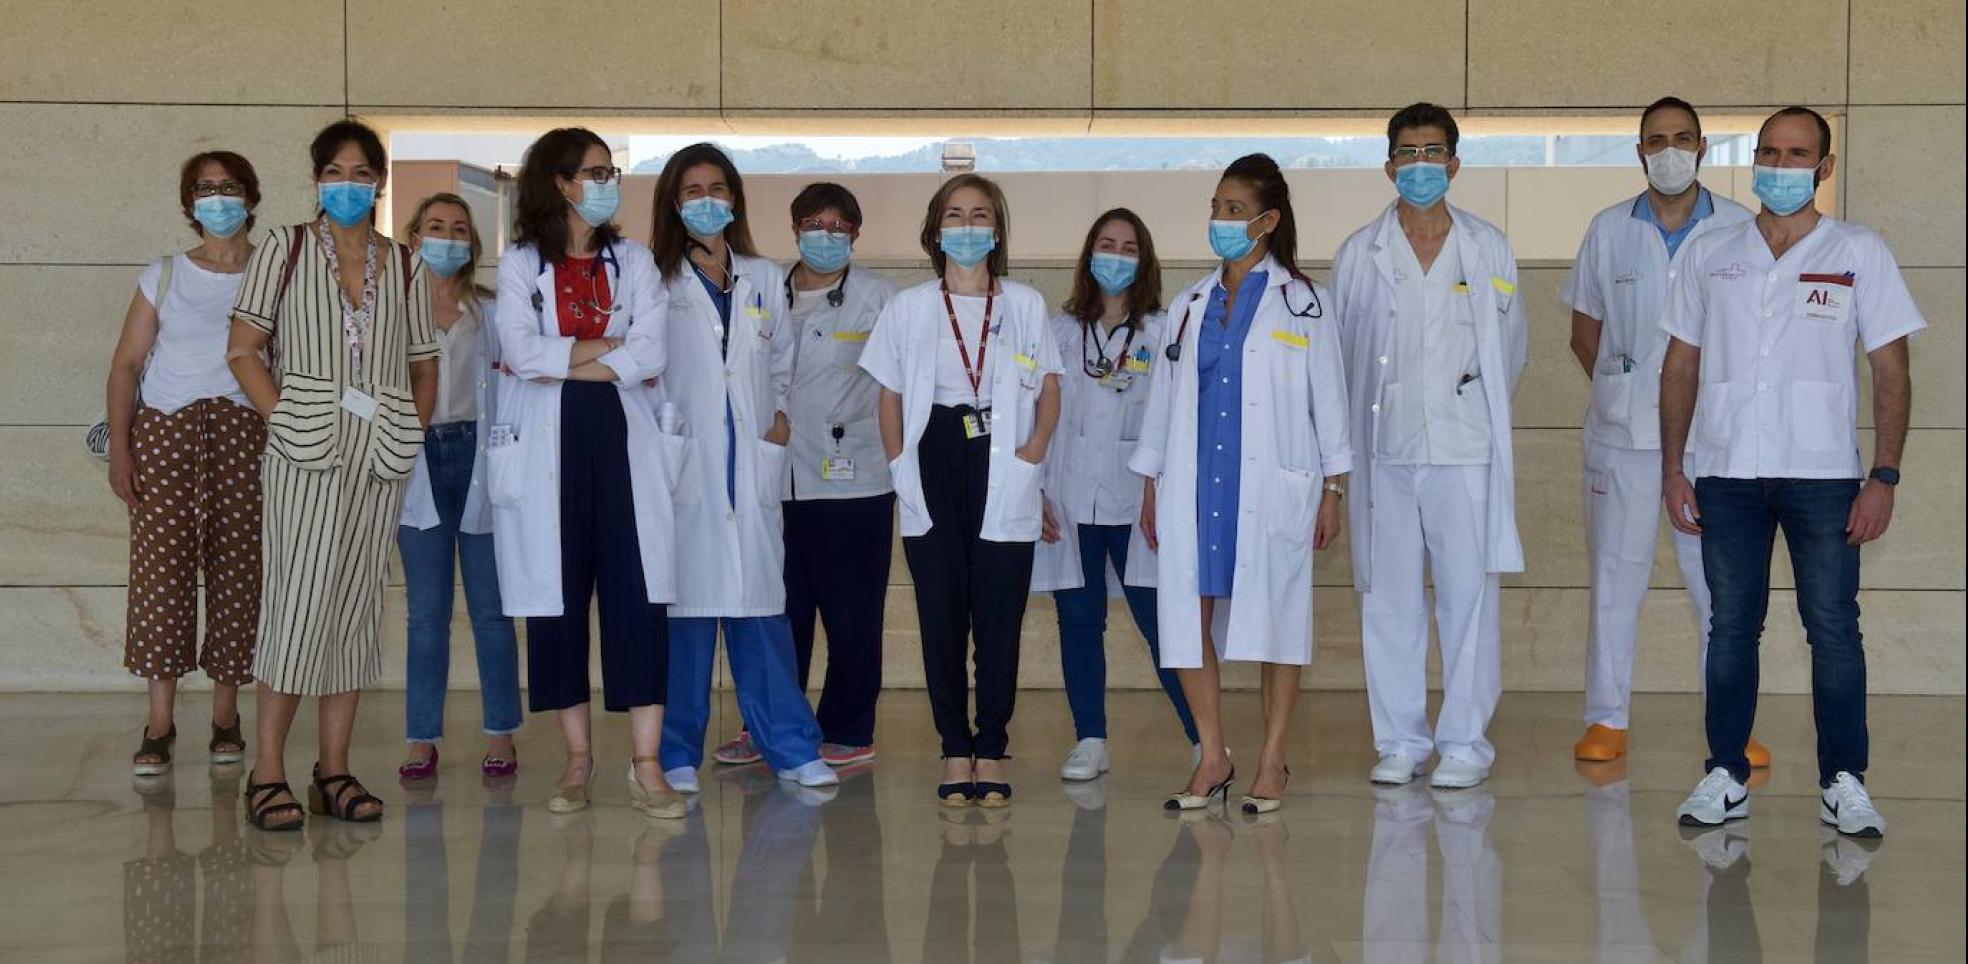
left=919, top=173, right=1011, bottom=277
left=513, top=127, right=621, bottom=265
left=404, top=192, right=486, bottom=291
left=1062, top=208, right=1162, bottom=324
left=649, top=142, right=759, bottom=278
left=1220, top=153, right=1306, bottom=282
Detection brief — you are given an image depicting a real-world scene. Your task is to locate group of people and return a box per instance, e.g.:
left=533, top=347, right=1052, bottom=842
left=107, top=96, right=1919, bottom=840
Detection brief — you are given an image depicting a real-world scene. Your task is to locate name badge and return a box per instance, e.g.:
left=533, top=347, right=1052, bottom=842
left=340, top=387, right=378, bottom=422
left=963, top=409, right=994, bottom=440
left=1101, top=370, right=1135, bottom=392
left=822, top=457, right=856, bottom=481
left=1797, top=273, right=1853, bottom=325
left=1270, top=329, right=1310, bottom=349
left=488, top=423, right=517, bottom=448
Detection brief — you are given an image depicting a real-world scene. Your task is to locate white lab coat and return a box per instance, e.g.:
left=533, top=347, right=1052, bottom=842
left=663, top=253, right=797, bottom=618
left=1331, top=204, right=1526, bottom=592
left=780, top=264, right=899, bottom=501
left=400, top=294, right=503, bottom=535
left=860, top=279, right=1061, bottom=543
left=1031, top=310, right=1164, bottom=594
left=486, top=239, right=681, bottom=617
left=1127, top=256, right=1354, bottom=668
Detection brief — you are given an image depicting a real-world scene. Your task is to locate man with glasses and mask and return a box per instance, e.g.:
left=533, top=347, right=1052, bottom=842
left=1663, top=107, right=1921, bottom=838
left=1563, top=98, right=1756, bottom=767
left=1331, top=103, right=1527, bottom=791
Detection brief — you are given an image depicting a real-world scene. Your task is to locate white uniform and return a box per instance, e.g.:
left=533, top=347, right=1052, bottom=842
left=1128, top=256, right=1353, bottom=668
left=782, top=266, right=899, bottom=501
left=663, top=254, right=797, bottom=618
left=860, top=279, right=1062, bottom=543
left=1031, top=310, right=1164, bottom=593
left=401, top=294, right=503, bottom=536
left=486, top=240, right=680, bottom=617
left=1332, top=203, right=1526, bottom=768
left=1563, top=188, right=1753, bottom=730
left=1662, top=217, right=1926, bottom=481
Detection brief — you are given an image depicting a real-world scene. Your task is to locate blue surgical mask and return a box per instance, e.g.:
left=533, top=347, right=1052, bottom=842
left=679, top=196, right=735, bottom=237
left=193, top=195, right=248, bottom=238
left=420, top=237, right=472, bottom=278
left=1394, top=161, right=1450, bottom=208
left=573, top=179, right=620, bottom=227
left=939, top=226, right=997, bottom=268
left=797, top=230, right=852, bottom=273
left=1089, top=251, right=1139, bottom=294
left=1207, top=217, right=1263, bottom=262
left=318, top=180, right=377, bottom=227
left=1752, top=163, right=1820, bottom=216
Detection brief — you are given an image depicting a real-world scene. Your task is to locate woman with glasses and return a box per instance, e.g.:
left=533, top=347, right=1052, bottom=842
left=1032, top=208, right=1199, bottom=782
left=109, top=151, right=267, bottom=777
left=394, top=193, right=522, bottom=782
left=488, top=127, right=684, bottom=818
left=226, top=121, right=439, bottom=829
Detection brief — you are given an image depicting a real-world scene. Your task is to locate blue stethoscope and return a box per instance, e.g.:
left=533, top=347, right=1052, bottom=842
left=529, top=242, right=622, bottom=317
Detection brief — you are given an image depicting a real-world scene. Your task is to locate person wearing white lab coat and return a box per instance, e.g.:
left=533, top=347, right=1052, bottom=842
left=1132, top=154, right=1351, bottom=816
left=1330, top=103, right=1526, bottom=791
left=395, top=193, right=521, bottom=780
left=489, top=127, right=684, bottom=819
left=647, top=144, right=837, bottom=793
left=862, top=173, right=1063, bottom=807
left=1031, top=208, right=1198, bottom=782
left=1561, top=97, right=1760, bottom=767
left=778, top=182, right=899, bottom=765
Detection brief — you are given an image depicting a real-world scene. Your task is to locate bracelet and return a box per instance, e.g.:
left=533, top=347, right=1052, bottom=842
left=1323, top=481, right=1346, bottom=499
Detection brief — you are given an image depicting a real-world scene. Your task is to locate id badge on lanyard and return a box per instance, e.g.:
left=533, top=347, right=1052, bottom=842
left=944, top=282, right=994, bottom=439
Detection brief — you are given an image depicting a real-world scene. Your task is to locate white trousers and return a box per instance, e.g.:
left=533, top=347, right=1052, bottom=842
left=1360, top=462, right=1501, bottom=768
left=1582, top=441, right=1710, bottom=729
left=1363, top=787, right=1500, bottom=964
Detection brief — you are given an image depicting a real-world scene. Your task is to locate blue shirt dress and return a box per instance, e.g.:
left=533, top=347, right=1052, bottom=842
left=1194, top=270, right=1267, bottom=598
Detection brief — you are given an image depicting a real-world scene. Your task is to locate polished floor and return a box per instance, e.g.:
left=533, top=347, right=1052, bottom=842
left=2, top=689, right=1962, bottom=963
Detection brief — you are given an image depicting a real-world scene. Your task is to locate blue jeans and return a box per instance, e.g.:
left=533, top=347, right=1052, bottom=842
left=1055, top=523, right=1199, bottom=744
left=662, top=615, right=824, bottom=773
left=398, top=422, right=522, bottom=742
left=1697, top=477, right=1866, bottom=785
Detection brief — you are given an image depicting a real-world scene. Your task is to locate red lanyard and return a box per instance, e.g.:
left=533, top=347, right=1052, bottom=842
left=942, top=282, right=993, bottom=405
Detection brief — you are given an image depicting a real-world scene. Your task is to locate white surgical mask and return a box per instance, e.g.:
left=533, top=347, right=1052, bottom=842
left=1645, top=146, right=1700, bottom=196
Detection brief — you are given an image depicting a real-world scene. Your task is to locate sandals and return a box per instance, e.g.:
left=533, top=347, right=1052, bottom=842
left=627, top=756, right=687, bottom=820
left=209, top=718, right=246, bottom=765
left=132, top=724, right=176, bottom=776
left=308, top=765, right=384, bottom=823
left=547, top=753, right=596, bottom=814
left=244, top=772, right=305, bottom=832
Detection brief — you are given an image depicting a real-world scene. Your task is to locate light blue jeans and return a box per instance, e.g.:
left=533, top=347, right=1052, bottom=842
left=398, top=422, right=522, bottom=743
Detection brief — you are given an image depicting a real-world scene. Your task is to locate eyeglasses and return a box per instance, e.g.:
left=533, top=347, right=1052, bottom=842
left=1390, top=145, right=1453, bottom=162
left=571, top=166, right=623, bottom=184
left=192, top=181, right=247, bottom=198
left=797, top=217, right=856, bottom=234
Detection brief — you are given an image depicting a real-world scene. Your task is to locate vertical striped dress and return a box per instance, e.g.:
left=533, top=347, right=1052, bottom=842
left=231, top=220, right=438, bottom=695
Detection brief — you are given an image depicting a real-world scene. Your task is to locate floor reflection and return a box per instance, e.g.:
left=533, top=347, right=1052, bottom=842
left=1362, top=783, right=1500, bottom=963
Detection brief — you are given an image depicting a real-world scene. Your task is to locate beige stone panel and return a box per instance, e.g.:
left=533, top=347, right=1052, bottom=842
left=1891, top=268, right=1967, bottom=429
left=1844, top=106, right=1968, bottom=268
left=1091, top=0, right=1462, bottom=109
left=0, top=1, right=342, bottom=105
left=1514, top=267, right=1592, bottom=430
left=1467, top=0, right=1847, bottom=107
left=0, top=428, right=128, bottom=586
left=722, top=0, right=1091, bottom=110
left=1849, top=0, right=1968, bottom=104
left=0, top=266, right=147, bottom=426
left=1505, top=168, right=1653, bottom=262
left=345, top=0, right=719, bottom=109
left=0, top=104, right=343, bottom=266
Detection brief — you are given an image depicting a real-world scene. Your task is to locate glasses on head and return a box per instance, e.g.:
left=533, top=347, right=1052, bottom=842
left=797, top=217, right=856, bottom=235
left=1390, top=144, right=1453, bottom=162
left=571, top=166, right=623, bottom=185
left=192, top=181, right=247, bottom=198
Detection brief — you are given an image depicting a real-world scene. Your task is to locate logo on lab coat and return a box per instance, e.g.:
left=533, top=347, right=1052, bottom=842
left=1709, top=262, right=1747, bottom=281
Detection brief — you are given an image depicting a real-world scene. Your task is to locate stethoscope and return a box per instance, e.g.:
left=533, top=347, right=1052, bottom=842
left=1081, top=314, right=1137, bottom=379
left=783, top=264, right=851, bottom=310
left=529, top=242, right=622, bottom=317
left=1163, top=274, right=1323, bottom=362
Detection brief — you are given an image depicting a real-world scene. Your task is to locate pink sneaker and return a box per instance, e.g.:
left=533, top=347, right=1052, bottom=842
left=820, top=743, right=876, bottom=766
left=712, top=731, right=762, bottom=765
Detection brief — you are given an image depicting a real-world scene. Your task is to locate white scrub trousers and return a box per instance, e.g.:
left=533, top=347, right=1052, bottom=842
left=1360, top=462, right=1502, bottom=769
left=1582, top=441, right=1711, bottom=730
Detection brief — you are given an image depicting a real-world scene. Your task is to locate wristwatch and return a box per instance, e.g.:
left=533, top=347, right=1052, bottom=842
left=1323, top=481, right=1346, bottom=500
left=1868, top=466, right=1900, bottom=487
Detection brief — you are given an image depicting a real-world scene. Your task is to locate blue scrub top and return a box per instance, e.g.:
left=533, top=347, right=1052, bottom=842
left=695, top=267, right=738, bottom=505
left=1194, top=270, right=1267, bottom=598
left=1632, top=187, right=1715, bottom=259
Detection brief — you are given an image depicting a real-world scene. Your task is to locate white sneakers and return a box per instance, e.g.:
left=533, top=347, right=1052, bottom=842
left=1060, top=738, right=1111, bottom=782
left=1820, top=771, right=1886, bottom=838
left=1429, top=757, right=1489, bottom=790
left=778, top=759, right=841, bottom=788
left=1676, top=767, right=1750, bottom=827
left=664, top=766, right=700, bottom=795
left=1369, top=753, right=1423, bottom=786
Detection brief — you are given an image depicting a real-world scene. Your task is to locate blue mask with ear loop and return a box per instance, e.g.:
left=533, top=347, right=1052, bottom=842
left=318, top=181, right=377, bottom=227
left=193, top=195, right=248, bottom=238
left=797, top=231, right=852, bottom=273
left=939, top=226, right=997, bottom=268
left=680, top=196, right=736, bottom=237
left=573, top=179, right=620, bottom=227
left=1394, top=162, right=1450, bottom=208
left=419, top=237, right=472, bottom=278
left=1751, top=163, right=1820, bottom=216
left=1089, top=252, right=1139, bottom=294
left=1208, top=217, right=1264, bottom=261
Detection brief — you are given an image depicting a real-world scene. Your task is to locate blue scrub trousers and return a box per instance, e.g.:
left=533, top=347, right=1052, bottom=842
left=661, top=615, right=824, bottom=772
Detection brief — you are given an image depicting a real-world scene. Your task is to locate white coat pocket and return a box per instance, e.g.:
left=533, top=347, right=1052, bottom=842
left=1696, top=382, right=1734, bottom=448
left=991, top=453, right=1045, bottom=542
left=1588, top=369, right=1637, bottom=435
left=753, top=438, right=790, bottom=505
left=1266, top=467, right=1319, bottom=547
left=485, top=439, right=527, bottom=507
left=1791, top=381, right=1848, bottom=453
left=653, top=430, right=689, bottom=492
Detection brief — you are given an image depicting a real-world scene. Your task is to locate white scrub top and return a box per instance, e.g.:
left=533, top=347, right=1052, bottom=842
left=1379, top=223, right=1489, bottom=465
left=1048, top=310, right=1164, bottom=527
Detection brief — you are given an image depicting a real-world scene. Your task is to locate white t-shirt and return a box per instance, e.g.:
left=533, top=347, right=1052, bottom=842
left=1661, top=216, right=1926, bottom=480
left=934, top=293, right=996, bottom=408
left=136, top=253, right=249, bottom=414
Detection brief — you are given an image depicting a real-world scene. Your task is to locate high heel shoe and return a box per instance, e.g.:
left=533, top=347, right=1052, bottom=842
left=938, top=757, right=974, bottom=808
left=1164, top=764, right=1235, bottom=811
left=628, top=756, right=687, bottom=819
left=1241, top=765, right=1291, bottom=815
